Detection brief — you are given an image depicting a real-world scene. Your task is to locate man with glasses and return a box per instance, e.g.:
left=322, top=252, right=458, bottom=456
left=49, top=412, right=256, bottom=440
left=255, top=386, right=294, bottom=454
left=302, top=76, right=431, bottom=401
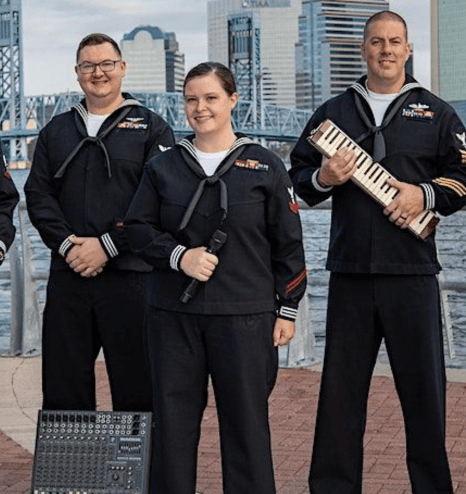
left=25, top=33, right=174, bottom=412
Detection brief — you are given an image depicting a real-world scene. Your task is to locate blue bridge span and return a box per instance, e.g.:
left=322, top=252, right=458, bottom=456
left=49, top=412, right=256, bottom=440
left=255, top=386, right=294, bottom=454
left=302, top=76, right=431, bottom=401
left=0, top=92, right=313, bottom=146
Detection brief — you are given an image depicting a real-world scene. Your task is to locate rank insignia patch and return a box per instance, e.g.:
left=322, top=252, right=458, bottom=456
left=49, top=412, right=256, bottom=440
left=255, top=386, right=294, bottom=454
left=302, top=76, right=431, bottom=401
left=287, top=186, right=299, bottom=214
left=460, top=150, right=466, bottom=165
left=456, top=132, right=466, bottom=165
left=117, top=117, right=148, bottom=130
left=402, top=103, right=435, bottom=120
left=235, top=159, right=269, bottom=171
left=285, top=268, right=307, bottom=294
left=2, top=155, right=11, bottom=180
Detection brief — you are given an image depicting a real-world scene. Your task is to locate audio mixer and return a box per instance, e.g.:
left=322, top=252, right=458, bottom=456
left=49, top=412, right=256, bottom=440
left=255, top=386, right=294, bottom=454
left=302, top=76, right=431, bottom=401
left=31, top=410, right=152, bottom=494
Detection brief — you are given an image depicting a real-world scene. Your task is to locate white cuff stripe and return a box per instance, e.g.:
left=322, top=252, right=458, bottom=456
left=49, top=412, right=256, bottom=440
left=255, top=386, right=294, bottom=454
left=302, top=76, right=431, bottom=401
left=0, top=240, right=6, bottom=253
left=170, top=245, right=187, bottom=271
left=421, top=183, right=435, bottom=210
left=279, top=307, right=298, bottom=320
left=312, top=170, right=333, bottom=193
left=59, top=237, right=73, bottom=257
left=101, top=233, right=118, bottom=258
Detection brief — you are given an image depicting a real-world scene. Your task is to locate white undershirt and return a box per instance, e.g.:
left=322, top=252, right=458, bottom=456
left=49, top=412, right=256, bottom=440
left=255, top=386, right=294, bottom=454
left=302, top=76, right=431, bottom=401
left=87, top=113, right=109, bottom=137
left=194, top=147, right=228, bottom=176
left=366, top=88, right=398, bottom=126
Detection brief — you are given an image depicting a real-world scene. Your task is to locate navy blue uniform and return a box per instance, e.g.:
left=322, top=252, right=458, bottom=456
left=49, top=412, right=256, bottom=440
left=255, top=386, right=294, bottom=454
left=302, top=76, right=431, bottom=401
left=290, top=75, right=466, bottom=494
left=125, top=135, right=307, bottom=494
left=25, top=95, right=174, bottom=411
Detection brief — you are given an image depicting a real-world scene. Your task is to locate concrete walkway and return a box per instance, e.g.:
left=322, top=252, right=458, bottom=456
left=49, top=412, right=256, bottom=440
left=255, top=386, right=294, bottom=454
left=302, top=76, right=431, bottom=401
left=2, top=355, right=466, bottom=493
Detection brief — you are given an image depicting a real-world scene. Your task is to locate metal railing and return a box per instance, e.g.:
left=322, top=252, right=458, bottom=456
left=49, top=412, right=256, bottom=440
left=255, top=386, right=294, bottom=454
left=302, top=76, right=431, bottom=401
left=1, top=202, right=318, bottom=366
left=3, top=201, right=466, bottom=367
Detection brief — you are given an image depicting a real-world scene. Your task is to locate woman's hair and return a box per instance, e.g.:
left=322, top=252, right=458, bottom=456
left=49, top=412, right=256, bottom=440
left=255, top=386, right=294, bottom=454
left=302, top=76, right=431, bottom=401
left=183, top=62, right=237, bottom=96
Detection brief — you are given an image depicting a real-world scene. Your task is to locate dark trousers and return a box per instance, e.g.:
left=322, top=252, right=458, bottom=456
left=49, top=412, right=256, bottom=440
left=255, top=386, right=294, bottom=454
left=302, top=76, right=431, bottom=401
left=146, top=308, right=278, bottom=494
left=310, top=273, right=453, bottom=494
left=42, top=269, right=152, bottom=411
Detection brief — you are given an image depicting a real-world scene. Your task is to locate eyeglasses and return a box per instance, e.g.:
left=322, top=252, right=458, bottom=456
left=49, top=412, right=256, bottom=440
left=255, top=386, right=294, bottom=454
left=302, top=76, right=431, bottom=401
left=77, top=59, right=122, bottom=74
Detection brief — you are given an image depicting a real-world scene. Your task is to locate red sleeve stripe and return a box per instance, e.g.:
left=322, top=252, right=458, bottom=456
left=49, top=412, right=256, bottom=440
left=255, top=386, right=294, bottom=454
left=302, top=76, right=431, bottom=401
left=285, top=268, right=307, bottom=294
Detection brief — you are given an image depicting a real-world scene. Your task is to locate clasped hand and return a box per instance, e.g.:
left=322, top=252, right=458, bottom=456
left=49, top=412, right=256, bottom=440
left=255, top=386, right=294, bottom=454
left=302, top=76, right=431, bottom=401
left=383, top=179, right=425, bottom=229
left=273, top=318, right=295, bottom=347
left=317, top=147, right=357, bottom=187
left=66, top=236, right=108, bottom=278
left=180, top=246, right=218, bottom=281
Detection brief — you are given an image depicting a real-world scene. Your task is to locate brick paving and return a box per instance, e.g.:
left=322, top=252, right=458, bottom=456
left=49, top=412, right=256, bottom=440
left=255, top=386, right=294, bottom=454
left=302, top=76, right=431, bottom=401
left=2, top=363, right=466, bottom=493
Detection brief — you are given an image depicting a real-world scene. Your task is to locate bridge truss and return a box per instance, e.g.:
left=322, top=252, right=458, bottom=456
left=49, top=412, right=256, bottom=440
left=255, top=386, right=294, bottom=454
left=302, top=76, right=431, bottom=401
left=0, top=0, right=27, bottom=163
left=0, top=91, right=312, bottom=156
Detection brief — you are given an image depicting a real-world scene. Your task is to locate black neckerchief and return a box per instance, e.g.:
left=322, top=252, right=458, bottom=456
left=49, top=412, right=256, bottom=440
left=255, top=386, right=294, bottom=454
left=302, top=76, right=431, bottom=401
left=177, top=141, right=248, bottom=232
left=353, top=90, right=411, bottom=162
left=54, top=105, right=133, bottom=179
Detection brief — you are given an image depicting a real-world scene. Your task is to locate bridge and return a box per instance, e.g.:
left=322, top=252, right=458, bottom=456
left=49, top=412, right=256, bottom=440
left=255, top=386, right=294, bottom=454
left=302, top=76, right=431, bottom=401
left=0, top=0, right=314, bottom=164
left=0, top=91, right=313, bottom=153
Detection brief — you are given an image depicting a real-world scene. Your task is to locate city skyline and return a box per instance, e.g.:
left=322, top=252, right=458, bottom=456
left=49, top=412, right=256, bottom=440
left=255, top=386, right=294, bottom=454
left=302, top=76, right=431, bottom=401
left=22, top=0, right=430, bottom=97
left=121, top=26, right=185, bottom=93
left=296, top=0, right=390, bottom=110
left=208, top=0, right=302, bottom=107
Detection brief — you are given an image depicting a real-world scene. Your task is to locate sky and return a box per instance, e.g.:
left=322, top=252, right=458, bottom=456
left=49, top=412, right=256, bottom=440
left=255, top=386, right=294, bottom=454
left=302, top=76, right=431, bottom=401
left=21, top=0, right=431, bottom=97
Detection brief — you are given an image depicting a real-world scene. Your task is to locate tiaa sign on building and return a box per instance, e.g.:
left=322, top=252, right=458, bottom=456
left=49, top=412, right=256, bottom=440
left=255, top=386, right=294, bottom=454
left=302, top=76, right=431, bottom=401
left=242, top=0, right=291, bottom=7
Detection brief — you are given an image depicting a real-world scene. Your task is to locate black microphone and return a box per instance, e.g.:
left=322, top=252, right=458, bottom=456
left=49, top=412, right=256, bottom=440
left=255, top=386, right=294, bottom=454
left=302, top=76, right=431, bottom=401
left=180, top=229, right=227, bottom=304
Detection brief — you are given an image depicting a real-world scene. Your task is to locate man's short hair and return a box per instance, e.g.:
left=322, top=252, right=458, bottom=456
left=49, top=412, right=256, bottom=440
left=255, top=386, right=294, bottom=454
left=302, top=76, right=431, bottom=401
left=363, top=10, right=408, bottom=42
left=76, top=33, right=122, bottom=63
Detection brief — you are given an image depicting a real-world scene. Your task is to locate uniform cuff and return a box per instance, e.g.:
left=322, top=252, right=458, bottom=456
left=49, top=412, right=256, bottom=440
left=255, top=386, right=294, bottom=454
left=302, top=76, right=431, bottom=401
left=99, top=233, right=118, bottom=258
left=278, top=306, right=299, bottom=321
left=0, top=240, right=6, bottom=254
left=59, top=236, right=74, bottom=257
left=420, top=183, right=435, bottom=210
left=312, top=170, right=333, bottom=192
left=170, top=245, right=187, bottom=271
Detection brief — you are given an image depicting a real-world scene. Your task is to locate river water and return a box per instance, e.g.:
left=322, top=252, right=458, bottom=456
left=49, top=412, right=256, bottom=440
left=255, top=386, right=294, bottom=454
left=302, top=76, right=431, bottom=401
left=2, top=169, right=466, bottom=368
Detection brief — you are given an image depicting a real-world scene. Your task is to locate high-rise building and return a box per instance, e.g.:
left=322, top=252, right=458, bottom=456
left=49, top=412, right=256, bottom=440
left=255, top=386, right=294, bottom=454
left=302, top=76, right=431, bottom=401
left=295, top=0, right=389, bottom=110
left=228, top=13, right=262, bottom=107
left=121, top=26, right=185, bottom=93
left=208, top=0, right=302, bottom=107
left=431, top=0, right=466, bottom=102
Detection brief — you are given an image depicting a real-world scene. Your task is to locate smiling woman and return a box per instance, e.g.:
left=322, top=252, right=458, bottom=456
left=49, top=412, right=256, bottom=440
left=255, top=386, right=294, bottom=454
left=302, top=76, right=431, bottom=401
left=124, top=61, right=307, bottom=494
left=183, top=66, right=238, bottom=152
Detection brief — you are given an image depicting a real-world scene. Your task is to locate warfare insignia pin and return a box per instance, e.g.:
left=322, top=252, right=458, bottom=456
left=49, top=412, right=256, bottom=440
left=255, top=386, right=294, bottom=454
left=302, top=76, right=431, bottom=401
left=402, top=103, right=434, bottom=120
left=117, top=117, right=148, bottom=130
left=235, top=159, right=269, bottom=171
